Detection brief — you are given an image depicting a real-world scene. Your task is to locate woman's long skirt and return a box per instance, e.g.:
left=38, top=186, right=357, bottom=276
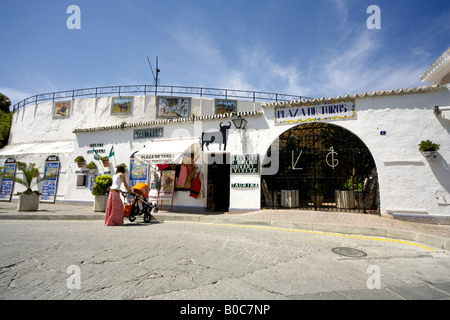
left=104, top=192, right=124, bottom=226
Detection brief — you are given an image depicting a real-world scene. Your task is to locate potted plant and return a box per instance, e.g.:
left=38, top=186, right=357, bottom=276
left=74, top=156, right=86, bottom=168
left=8, top=163, right=55, bottom=211
left=16, top=161, right=27, bottom=170
left=335, top=177, right=357, bottom=209
left=310, top=183, right=324, bottom=208
left=418, top=140, right=440, bottom=160
left=350, top=176, right=366, bottom=209
left=85, top=161, right=97, bottom=174
left=99, top=156, right=110, bottom=168
left=91, top=175, right=112, bottom=212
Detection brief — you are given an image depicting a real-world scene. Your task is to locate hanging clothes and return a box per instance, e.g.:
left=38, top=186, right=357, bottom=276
left=189, top=172, right=201, bottom=199
left=175, top=164, right=188, bottom=188
left=157, top=164, right=169, bottom=171
left=183, top=164, right=196, bottom=189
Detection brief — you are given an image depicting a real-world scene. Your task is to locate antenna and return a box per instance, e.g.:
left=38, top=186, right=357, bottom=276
left=147, top=56, right=160, bottom=95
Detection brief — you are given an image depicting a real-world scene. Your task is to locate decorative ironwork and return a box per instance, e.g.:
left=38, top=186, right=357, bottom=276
left=13, top=84, right=308, bottom=112
left=261, top=123, right=379, bottom=213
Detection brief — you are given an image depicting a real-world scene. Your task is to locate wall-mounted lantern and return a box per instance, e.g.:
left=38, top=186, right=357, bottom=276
left=232, top=115, right=247, bottom=130
left=434, top=105, right=450, bottom=120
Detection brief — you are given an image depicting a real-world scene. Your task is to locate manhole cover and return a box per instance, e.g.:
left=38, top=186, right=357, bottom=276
left=332, top=247, right=367, bottom=257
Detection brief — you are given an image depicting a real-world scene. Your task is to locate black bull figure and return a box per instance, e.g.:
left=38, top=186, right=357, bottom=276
left=201, top=121, right=232, bottom=151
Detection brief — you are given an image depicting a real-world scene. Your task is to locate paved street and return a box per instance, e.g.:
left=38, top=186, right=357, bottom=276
left=0, top=219, right=449, bottom=301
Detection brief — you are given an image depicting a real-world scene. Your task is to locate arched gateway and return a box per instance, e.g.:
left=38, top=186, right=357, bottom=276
left=261, top=123, right=379, bottom=213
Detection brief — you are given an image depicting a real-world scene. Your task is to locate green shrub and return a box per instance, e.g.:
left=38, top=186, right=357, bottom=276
left=418, top=140, right=440, bottom=152
left=85, top=161, right=97, bottom=170
left=74, top=156, right=86, bottom=163
left=91, top=175, right=112, bottom=195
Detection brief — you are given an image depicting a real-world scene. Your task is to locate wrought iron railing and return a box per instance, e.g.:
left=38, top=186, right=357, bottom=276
left=12, top=84, right=309, bottom=112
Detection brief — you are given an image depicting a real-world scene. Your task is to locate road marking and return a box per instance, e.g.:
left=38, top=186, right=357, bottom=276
left=179, top=221, right=436, bottom=252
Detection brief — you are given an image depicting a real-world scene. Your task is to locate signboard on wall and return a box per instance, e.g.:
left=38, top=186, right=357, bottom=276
left=231, top=155, right=259, bottom=174
left=274, top=99, right=356, bottom=125
left=111, top=96, right=133, bottom=115
left=52, top=100, right=71, bottom=119
left=0, top=158, right=16, bottom=201
left=133, top=127, right=164, bottom=140
left=40, top=156, right=60, bottom=203
left=156, top=97, right=191, bottom=118
left=129, top=158, right=148, bottom=188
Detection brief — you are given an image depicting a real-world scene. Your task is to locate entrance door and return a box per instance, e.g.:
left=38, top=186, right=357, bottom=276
left=261, top=123, right=379, bottom=213
left=207, top=153, right=230, bottom=212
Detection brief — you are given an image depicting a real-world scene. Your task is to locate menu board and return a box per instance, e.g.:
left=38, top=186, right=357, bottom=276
left=0, top=159, right=16, bottom=201
left=129, top=158, right=148, bottom=188
left=40, top=157, right=60, bottom=203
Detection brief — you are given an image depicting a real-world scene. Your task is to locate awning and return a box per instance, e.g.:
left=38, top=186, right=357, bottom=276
left=134, top=138, right=201, bottom=165
left=0, top=141, right=74, bottom=156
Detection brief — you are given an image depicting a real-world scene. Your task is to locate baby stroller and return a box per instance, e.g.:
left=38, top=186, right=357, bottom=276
left=122, top=183, right=158, bottom=223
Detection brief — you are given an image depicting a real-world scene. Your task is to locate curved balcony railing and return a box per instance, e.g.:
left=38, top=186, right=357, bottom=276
left=12, top=84, right=310, bottom=112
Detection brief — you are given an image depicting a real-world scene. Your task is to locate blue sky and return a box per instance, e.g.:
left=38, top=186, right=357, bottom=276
left=1, top=0, right=449, bottom=108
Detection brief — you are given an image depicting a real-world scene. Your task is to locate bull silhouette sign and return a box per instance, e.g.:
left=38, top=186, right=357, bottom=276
left=201, top=121, right=232, bottom=151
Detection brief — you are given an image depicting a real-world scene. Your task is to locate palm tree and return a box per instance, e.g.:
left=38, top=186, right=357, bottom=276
left=8, top=163, right=55, bottom=194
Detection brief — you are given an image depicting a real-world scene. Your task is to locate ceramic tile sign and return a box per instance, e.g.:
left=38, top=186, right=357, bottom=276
left=274, top=99, right=356, bottom=125
left=0, top=158, right=16, bottom=201
left=41, top=156, right=60, bottom=203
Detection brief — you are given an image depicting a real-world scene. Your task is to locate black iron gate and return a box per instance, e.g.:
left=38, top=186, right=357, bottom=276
left=261, top=123, right=379, bottom=213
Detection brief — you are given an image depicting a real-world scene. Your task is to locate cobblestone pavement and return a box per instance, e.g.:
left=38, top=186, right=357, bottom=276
left=0, top=201, right=449, bottom=250
left=0, top=220, right=449, bottom=300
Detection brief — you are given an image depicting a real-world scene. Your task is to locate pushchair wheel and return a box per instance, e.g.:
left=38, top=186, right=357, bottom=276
left=143, top=213, right=151, bottom=223
left=152, top=207, right=159, bottom=214
left=128, top=205, right=138, bottom=222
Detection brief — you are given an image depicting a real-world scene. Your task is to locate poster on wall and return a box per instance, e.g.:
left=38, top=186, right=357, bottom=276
left=159, top=170, right=175, bottom=199
left=40, top=156, right=60, bottom=203
left=0, top=158, right=16, bottom=201
left=148, top=168, right=161, bottom=201
left=53, top=101, right=71, bottom=119
left=215, top=99, right=237, bottom=114
left=90, top=174, right=98, bottom=192
left=156, top=97, right=191, bottom=118
left=111, top=96, right=133, bottom=115
left=129, top=158, right=148, bottom=188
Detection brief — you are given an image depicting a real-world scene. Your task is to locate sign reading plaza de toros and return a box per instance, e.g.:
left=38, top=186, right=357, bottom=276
left=274, top=99, right=356, bottom=125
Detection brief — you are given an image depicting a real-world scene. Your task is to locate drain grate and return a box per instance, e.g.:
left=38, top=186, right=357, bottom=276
left=332, top=247, right=367, bottom=257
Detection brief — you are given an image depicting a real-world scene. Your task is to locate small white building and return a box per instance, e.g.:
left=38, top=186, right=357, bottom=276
left=1, top=49, right=449, bottom=224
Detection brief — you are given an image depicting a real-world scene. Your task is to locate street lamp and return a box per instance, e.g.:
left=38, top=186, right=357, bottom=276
left=232, top=115, right=247, bottom=130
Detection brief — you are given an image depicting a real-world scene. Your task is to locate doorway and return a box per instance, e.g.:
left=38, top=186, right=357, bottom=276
left=261, top=123, right=379, bottom=213
left=207, top=153, right=230, bottom=212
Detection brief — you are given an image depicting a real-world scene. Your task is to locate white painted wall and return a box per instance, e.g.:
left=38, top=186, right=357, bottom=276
left=2, top=89, right=449, bottom=217
left=259, top=89, right=450, bottom=217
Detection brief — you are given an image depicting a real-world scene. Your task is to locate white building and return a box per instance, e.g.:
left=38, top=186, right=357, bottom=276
left=1, top=49, right=449, bottom=223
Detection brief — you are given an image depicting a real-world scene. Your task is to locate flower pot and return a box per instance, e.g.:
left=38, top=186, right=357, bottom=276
left=77, top=162, right=86, bottom=168
left=102, top=160, right=110, bottom=168
left=355, top=191, right=365, bottom=209
left=311, top=195, right=324, bottom=208
left=17, top=193, right=40, bottom=211
left=422, top=151, right=438, bottom=160
left=93, top=194, right=108, bottom=212
left=335, top=190, right=356, bottom=209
